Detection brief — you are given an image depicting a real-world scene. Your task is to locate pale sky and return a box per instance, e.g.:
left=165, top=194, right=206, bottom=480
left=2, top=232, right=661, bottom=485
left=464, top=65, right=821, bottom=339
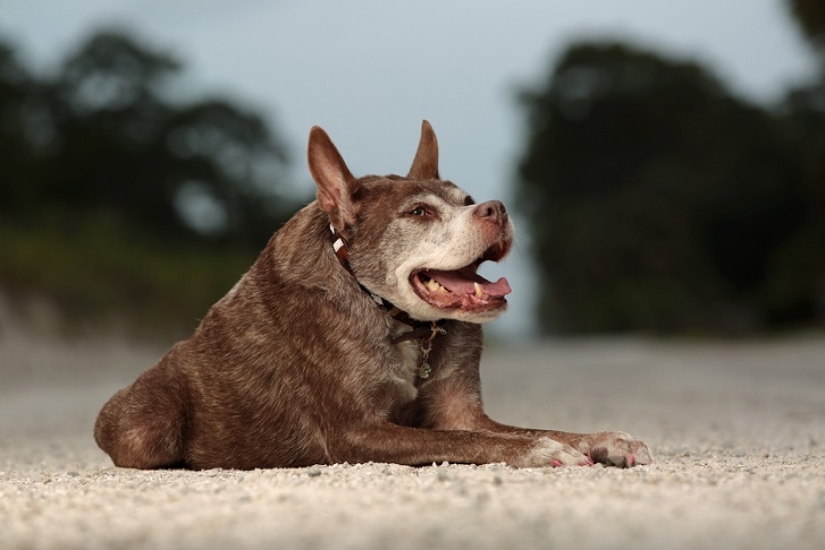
left=1, top=0, right=817, bottom=338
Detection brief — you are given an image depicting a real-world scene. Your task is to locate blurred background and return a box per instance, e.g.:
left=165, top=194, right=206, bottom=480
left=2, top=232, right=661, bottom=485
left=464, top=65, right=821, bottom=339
left=0, top=0, right=823, bottom=342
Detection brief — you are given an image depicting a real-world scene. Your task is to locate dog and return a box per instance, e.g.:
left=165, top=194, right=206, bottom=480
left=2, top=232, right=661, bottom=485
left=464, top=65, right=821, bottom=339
left=94, top=121, right=652, bottom=470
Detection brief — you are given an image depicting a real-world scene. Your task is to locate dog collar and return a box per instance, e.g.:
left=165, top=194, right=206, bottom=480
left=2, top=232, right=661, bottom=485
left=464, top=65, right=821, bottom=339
left=329, top=224, right=445, bottom=350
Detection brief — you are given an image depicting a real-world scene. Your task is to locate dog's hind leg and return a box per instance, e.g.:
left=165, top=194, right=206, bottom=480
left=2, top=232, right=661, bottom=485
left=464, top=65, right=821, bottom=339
left=94, top=363, right=189, bottom=469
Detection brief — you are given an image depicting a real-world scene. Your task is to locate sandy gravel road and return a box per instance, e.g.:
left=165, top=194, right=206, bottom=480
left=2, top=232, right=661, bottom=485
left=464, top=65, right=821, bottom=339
left=1, top=330, right=824, bottom=549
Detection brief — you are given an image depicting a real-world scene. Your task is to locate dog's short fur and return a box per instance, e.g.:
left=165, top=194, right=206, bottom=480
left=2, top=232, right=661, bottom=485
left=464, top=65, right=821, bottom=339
left=94, top=121, right=652, bottom=470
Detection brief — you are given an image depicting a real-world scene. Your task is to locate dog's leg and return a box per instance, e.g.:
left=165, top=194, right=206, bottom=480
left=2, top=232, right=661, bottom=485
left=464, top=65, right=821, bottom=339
left=325, top=420, right=591, bottom=467
left=418, top=371, right=652, bottom=468
left=94, top=361, right=188, bottom=469
left=472, top=420, right=653, bottom=468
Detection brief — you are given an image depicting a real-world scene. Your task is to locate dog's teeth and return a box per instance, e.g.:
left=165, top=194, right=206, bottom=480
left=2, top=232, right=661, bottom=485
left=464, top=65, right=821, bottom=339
left=423, top=277, right=450, bottom=293
left=425, top=278, right=441, bottom=292
left=474, top=282, right=484, bottom=298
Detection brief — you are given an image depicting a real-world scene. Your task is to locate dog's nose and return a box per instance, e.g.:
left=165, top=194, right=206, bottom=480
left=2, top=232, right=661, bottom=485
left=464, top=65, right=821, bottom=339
left=473, top=200, right=507, bottom=225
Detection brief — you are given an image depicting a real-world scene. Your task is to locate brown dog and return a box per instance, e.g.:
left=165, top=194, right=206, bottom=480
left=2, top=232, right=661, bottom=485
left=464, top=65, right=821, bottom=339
left=94, top=121, right=652, bottom=470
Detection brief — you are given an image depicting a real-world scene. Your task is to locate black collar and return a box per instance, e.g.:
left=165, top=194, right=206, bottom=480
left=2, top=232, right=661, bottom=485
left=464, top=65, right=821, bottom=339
left=329, top=224, right=445, bottom=345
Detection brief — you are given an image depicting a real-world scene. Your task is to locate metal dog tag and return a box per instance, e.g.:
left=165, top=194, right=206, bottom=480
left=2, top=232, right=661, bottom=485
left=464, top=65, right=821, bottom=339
left=418, top=362, right=432, bottom=379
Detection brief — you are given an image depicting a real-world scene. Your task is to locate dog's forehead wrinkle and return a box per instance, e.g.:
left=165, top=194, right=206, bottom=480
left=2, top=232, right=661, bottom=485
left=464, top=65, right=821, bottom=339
left=401, top=193, right=454, bottom=213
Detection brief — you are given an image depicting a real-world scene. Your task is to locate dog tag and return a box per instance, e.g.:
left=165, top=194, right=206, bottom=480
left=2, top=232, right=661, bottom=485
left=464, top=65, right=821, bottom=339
left=414, top=321, right=442, bottom=379
left=418, top=362, right=432, bottom=379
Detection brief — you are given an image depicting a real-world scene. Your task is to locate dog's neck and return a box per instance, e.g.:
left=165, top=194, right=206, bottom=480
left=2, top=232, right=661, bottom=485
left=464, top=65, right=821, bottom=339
left=329, top=224, right=444, bottom=345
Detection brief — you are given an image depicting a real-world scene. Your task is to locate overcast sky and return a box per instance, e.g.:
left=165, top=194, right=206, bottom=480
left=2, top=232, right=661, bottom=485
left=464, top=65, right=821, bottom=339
left=1, top=0, right=818, bottom=338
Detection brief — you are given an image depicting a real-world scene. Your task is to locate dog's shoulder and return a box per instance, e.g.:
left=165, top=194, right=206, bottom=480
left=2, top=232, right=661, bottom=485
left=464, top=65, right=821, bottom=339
left=184, top=201, right=395, bottom=359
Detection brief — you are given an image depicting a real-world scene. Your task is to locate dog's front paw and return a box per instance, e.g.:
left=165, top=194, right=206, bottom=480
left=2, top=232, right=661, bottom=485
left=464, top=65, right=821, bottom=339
left=517, top=437, right=592, bottom=468
left=581, top=431, right=653, bottom=468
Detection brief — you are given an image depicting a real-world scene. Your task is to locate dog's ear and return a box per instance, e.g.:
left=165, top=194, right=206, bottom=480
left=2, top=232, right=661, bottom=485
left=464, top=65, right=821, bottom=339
left=308, top=126, right=359, bottom=233
left=407, top=120, right=440, bottom=180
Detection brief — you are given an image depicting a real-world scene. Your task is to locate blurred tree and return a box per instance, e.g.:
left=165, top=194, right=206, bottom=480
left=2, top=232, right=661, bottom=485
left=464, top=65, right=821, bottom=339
left=780, top=0, right=825, bottom=326
left=0, top=30, right=299, bottom=337
left=0, top=40, right=35, bottom=215
left=790, top=0, right=825, bottom=58
left=515, top=42, right=821, bottom=334
left=6, top=30, right=294, bottom=247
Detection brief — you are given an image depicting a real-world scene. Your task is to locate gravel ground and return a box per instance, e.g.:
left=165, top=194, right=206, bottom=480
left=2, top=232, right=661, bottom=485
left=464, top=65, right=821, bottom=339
left=1, top=329, right=824, bottom=550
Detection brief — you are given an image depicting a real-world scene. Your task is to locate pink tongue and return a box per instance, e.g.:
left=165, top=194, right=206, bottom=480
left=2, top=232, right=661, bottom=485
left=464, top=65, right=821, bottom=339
left=426, top=269, right=512, bottom=297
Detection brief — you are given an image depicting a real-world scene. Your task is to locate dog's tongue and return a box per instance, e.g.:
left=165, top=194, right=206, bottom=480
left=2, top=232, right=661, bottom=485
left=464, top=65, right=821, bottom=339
left=426, top=268, right=512, bottom=297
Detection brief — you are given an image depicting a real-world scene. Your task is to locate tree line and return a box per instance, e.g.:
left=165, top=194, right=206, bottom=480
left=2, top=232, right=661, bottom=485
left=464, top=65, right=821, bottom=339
left=1, top=1, right=824, bottom=336
left=515, top=0, right=825, bottom=334
left=0, top=30, right=297, bottom=247
left=0, top=30, right=299, bottom=336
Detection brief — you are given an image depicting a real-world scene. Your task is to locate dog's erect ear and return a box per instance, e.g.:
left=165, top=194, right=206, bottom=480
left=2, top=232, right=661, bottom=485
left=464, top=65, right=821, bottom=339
left=308, top=126, right=359, bottom=232
left=407, top=120, right=440, bottom=180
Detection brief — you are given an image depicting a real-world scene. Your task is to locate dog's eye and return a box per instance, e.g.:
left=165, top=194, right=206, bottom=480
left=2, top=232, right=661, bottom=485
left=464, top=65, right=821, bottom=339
left=405, top=204, right=438, bottom=219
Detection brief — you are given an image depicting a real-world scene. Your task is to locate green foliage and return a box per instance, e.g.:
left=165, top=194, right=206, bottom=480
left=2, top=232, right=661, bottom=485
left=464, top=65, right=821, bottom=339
left=0, top=217, right=255, bottom=338
left=0, top=29, right=299, bottom=336
left=3, top=30, right=296, bottom=245
left=515, top=42, right=825, bottom=334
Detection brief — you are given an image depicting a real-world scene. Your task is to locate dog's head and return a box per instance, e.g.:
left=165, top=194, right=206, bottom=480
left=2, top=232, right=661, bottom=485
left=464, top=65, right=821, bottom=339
left=307, top=121, right=513, bottom=323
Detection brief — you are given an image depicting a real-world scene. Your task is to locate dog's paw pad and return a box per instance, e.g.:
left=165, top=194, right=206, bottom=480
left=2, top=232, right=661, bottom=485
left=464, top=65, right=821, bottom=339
left=587, top=432, right=653, bottom=468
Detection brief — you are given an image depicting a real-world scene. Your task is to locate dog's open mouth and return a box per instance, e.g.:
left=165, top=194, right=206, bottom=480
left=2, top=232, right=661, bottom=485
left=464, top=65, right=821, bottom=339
left=410, top=259, right=511, bottom=312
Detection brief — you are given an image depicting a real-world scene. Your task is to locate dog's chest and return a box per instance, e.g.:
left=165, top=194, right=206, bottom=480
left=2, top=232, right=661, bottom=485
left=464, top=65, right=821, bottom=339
left=380, top=326, right=425, bottom=408
left=390, top=340, right=421, bottom=403
left=397, top=339, right=422, bottom=380
left=371, top=341, right=418, bottom=422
